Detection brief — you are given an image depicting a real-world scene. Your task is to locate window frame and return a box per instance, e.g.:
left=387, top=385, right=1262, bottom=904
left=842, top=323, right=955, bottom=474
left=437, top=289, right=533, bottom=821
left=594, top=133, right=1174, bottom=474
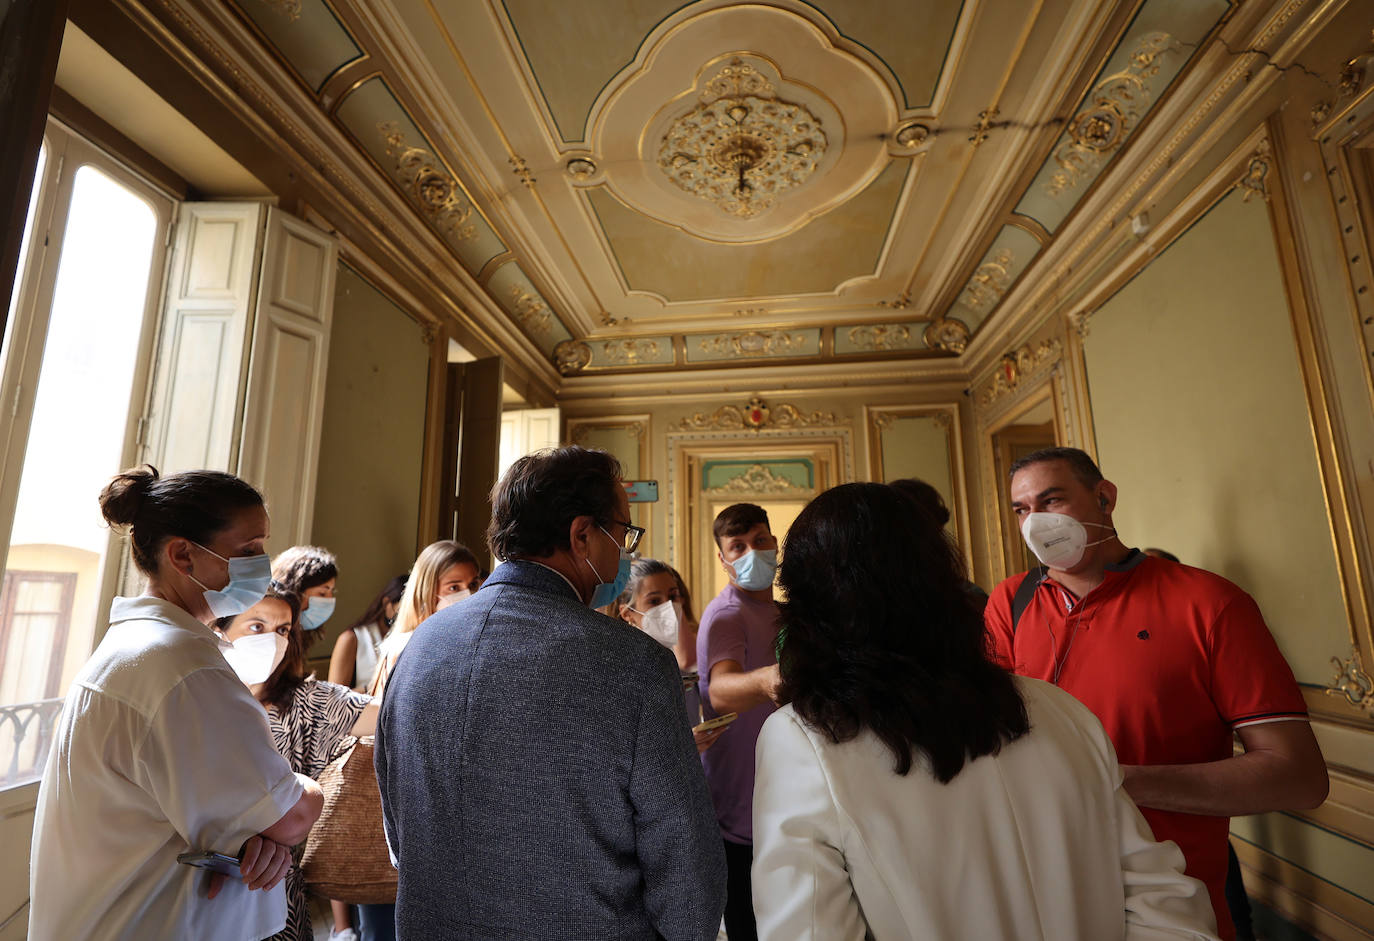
left=0, top=118, right=176, bottom=721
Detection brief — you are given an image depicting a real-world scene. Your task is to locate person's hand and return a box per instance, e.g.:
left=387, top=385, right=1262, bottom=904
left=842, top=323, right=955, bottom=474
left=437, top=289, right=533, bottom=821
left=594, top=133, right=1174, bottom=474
left=693, top=724, right=728, bottom=754
left=206, top=835, right=293, bottom=899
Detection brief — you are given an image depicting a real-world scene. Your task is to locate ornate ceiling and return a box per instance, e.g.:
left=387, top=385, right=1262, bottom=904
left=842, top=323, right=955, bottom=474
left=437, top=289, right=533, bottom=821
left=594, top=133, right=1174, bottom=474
left=221, top=0, right=1232, bottom=377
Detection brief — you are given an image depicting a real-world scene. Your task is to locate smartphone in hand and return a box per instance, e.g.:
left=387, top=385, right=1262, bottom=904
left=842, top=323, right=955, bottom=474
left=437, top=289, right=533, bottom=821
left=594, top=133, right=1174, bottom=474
left=693, top=712, right=738, bottom=734
left=177, top=851, right=242, bottom=876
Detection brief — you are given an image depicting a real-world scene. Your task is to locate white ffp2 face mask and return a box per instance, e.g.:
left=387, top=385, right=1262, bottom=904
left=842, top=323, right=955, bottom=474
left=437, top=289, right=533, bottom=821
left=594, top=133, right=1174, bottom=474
left=1020, top=512, right=1115, bottom=570
left=222, top=632, right=287, bottom=686
left=633, top=600, right=682, bottom=649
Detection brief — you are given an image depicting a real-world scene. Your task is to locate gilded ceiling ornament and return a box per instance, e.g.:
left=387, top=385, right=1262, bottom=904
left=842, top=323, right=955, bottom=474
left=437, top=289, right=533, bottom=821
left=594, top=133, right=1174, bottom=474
left=1325, top=646, right=1374, bottom=715
left=1046, top=32, right=1178, bottom=198
left=509, top=155, right=536, bottom=189
left=698, top=330, right=807, bottom=358
left=922, top=318, right=970, bottom=354
left=658, top=58, right=827, bottom=219
left=566, top=157, right=597, bottom=181
left=1068, top=309, right=1094, bottom=340
left=969, top=108, right=999, bottom=146
left=705, top=464, right=806, bottom=496
left=895, top=123, right=931, bottom=149
left=553, top=339, right=593, bottom=375
left=977, top=339, right=1063, bottom=407
left=672, top=396, right=845, bottom=432
left=599, top=338, right=662, bottom=365
left=847, top=324, right=914, bottom=352
left=258, top=0, right=302, bottom=22
left=1237, top=139, right=1272, bottom=203
left=879, top=291, right=912, bottom=310
left=960, top=248, right=1015, bottom=313
left=598, top=311, right=620, bottom=326
left=1339, top=34, right=1373, bottom=99
left=379, top=122, right=476, bottom=241
left=509, top=286, right=553, bottom=337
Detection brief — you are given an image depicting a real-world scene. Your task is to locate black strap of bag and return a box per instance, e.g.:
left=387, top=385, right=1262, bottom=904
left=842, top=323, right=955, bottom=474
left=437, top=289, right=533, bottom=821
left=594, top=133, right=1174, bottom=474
left=1010, top=566, right=1048, bottom=634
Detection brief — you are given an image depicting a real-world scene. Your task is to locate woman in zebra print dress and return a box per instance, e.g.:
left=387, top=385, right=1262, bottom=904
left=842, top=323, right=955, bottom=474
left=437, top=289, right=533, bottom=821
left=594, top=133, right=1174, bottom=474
left=219, top=588, right=378, bottom=941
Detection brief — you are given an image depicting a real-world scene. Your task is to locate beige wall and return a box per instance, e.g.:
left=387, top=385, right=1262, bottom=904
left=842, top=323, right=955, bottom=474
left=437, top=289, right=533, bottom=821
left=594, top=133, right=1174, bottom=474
left=308, top=264, right=429, bottom=668
left=1084, top=189, right=1348, bottom=683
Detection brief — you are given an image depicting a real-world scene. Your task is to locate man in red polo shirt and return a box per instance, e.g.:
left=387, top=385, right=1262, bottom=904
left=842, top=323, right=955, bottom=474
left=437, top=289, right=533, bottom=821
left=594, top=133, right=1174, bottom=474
left=985, top=447, right=1328, bottom=941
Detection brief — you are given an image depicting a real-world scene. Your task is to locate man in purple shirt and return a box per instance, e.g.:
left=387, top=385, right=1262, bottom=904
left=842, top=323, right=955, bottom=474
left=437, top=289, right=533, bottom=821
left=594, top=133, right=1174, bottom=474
left=696, top=503, right=782, bottom=941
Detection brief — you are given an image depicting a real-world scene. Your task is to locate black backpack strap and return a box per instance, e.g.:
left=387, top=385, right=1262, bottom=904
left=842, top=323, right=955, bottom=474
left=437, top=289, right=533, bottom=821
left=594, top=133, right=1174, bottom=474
left=1010, top=566, right=1048, bottom=634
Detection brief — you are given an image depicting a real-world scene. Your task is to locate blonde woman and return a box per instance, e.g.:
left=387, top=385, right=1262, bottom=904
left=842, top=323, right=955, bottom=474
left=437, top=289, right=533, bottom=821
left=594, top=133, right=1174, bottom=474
left=375, top=540, right=482, bottom=687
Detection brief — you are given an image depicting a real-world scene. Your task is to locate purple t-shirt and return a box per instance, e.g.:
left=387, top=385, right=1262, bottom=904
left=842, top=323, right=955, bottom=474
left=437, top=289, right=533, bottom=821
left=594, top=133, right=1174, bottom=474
left=696, top=583, right=779, bottom=844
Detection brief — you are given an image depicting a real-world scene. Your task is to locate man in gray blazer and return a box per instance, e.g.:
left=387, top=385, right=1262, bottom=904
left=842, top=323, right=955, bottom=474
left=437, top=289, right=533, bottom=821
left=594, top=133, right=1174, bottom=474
left=376, top=446, right=727, bottom=940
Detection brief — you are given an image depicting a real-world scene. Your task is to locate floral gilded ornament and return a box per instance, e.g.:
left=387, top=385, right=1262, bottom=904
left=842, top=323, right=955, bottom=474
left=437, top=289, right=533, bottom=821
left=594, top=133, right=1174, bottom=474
left=922, top=318, right=970, bottom=353
left=1325, top=646, right=1374, bottom=715
left=960, top=248, right=1015, bottom=313
left=379, top=122, right=476, bottom=241
left=509, top=286, right=553, bottom=337
left=1046, top=32, right=1179, bottom=198
left=658, top=58, right=827, bottom=218
left=600, top=338, right=663, bottom=365
left=705, top=464, right=806, bottom=496
left=847, top=324, right=914, bottom=352
left=673, top=396, right=844, bottom=432
left=553, top=340, right=593, bottom=375
left=977, top=339, right=1063, bottom=407
left=698, top=331, right=807, bottom=358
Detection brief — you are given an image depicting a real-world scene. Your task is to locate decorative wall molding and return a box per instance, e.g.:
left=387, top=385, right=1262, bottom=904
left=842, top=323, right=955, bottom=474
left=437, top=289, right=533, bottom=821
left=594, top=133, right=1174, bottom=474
left=1236, top=138, right=1273, bottom=203
left=702, top=463, right=808, bottom=496
left=672, top=395, right=847, bottom=432
left=977, top=338, right=1064, bottom=408
left=1326, top=646, right=1374, bottom=716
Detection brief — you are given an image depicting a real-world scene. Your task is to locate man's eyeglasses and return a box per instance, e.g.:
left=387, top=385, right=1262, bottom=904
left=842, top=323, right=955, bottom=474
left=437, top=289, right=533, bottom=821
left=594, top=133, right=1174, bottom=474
left=605, top=518, right=646, bottom=553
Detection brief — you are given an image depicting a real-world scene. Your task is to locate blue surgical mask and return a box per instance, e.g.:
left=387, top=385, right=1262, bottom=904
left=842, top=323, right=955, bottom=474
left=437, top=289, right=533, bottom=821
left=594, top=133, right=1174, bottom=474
left=586, top=527, right=632, bottom=609
left=188, top=543, right=273, bottom=618
left=300, top=596, right=336, bottom=630
left=731, top=548, right=778, bottom=591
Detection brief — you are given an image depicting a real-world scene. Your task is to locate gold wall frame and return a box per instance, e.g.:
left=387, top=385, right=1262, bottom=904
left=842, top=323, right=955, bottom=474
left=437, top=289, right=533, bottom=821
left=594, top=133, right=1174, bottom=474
left=864, top=403, right=971, bottom=553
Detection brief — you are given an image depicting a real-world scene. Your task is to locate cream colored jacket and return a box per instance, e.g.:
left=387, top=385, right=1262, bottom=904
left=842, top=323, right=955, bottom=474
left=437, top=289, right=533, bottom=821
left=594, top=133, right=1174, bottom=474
left=752, top=676, right=1221, bottom=941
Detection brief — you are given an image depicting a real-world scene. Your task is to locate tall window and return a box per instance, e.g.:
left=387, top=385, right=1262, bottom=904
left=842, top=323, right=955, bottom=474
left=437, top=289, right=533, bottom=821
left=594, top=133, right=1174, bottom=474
left=0, top=121, right=172, bottom=788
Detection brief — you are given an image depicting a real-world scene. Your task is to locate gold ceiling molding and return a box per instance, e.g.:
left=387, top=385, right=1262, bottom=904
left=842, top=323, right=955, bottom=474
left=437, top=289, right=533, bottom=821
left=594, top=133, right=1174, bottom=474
left=879, top=291, right=913, bottom=310
left=673, top=396, right=846, bottom=432
left=1046, top=32, right=1179, bottom=199
left=847, top=324, right=914, bottom=352
left=1325, top=646, right=1374, bottom=716
left=969, top=108, right=999, bottom=146
left=960, top=248, right=1016, bottom=313
left=698, top=330, right=807, bottom=358
left=1236, top=139, right=1273, bottom=203
left=658, top=57, right=827, bottom=219
left=379, top=121, right=476, bottom=241
left=704, top=463, right=808, bottom=496
left=977, top=339, right=1064, bottom=408
left=509, top=285, right=552, bottom=336
left=923, top=318, right=971, bottom=354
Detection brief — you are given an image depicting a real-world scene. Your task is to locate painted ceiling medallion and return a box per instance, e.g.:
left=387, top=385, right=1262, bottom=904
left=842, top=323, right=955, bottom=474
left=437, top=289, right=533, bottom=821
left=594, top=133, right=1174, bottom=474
left=658, top=58, right=827, bottom=219
left=923, top=318, right=970, bottom=354
left=553, top=339, right=593, bottom=375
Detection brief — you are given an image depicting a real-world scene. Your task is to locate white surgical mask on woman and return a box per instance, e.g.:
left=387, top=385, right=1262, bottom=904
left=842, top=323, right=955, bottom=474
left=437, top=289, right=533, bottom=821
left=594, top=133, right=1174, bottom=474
left=632, top=600, right=682, bottom=649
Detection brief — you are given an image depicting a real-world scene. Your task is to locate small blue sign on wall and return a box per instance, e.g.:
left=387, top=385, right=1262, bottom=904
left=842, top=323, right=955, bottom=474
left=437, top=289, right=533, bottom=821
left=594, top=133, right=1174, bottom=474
left=623, top=480, right=659, bottom=503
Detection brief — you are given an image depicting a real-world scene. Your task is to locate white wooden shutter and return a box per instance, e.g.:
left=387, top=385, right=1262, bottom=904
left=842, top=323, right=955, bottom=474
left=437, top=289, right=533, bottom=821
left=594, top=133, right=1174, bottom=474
left=235, top=208, right=338, bottom=552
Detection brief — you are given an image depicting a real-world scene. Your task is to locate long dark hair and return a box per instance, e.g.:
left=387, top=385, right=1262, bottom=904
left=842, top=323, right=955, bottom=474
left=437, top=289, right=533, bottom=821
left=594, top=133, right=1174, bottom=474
left=777, top=482, right=1029, bottom=783
left=348, top=574, right=408, bottom=636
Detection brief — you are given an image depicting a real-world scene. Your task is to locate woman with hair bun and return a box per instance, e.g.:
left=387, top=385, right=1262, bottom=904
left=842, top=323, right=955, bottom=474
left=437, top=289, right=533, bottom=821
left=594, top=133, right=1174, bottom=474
left=29, top=466, right=324, bottom=941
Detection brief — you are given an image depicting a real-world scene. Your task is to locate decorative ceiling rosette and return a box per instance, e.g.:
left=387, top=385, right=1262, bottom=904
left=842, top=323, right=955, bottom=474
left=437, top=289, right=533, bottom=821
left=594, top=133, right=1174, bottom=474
left=657, top=58, right=827, bottom=219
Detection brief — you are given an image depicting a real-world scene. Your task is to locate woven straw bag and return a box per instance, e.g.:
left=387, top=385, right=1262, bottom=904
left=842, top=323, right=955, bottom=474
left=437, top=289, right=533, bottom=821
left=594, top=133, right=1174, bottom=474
left=299, top=734, right=397, bottom=904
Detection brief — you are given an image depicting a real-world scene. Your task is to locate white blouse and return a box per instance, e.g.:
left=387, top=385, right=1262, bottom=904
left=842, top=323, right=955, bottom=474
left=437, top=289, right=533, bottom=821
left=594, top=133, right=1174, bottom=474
left=352, top=622, right=384, bottom=691
left=752, top=677, right=1220, bottom=941
left=29, top=596, right=304, bottom=941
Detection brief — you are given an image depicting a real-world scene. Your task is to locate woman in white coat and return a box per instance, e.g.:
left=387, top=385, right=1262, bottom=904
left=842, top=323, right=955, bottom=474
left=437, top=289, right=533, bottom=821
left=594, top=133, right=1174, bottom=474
left=751, top=482, right=1221, bottom=941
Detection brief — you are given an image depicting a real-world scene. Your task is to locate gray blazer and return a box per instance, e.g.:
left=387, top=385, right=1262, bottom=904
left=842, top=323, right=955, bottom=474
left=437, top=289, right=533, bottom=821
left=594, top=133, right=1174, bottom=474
left=376, top=559, right=727, bottom=940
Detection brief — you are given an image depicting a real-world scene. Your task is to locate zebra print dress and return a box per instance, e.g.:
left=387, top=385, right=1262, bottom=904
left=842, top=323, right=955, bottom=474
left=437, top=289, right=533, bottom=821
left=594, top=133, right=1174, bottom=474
left=265, top=677, right=372, bottom=941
